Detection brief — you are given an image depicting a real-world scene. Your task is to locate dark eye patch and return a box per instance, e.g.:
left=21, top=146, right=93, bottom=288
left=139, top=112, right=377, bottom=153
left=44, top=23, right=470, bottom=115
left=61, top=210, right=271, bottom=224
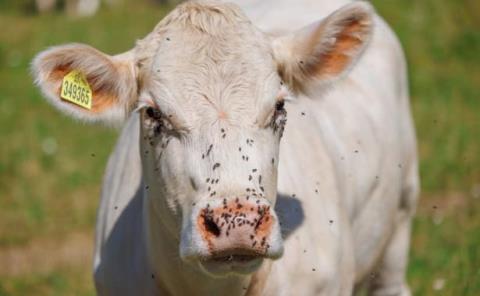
left=146, top=107, right=162, bottom=120
left=144, top=106, right=182, bottom=137
left=275, top=100, right=285, bottom=111
left=270, top=98, right=287, bottom=136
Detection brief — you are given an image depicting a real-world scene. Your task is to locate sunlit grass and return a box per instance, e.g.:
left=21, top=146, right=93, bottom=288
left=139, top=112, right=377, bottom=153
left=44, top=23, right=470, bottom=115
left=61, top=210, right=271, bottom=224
left=0, top=267, right=94, bottom=296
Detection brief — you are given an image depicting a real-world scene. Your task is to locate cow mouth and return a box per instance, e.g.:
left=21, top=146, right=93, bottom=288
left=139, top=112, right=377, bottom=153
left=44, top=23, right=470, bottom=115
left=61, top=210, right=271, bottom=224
left=211, top=254, right=258, bottom=263
left=198, top=252, right=264, bottom=276
left=209, top=248, right=264, bottom=262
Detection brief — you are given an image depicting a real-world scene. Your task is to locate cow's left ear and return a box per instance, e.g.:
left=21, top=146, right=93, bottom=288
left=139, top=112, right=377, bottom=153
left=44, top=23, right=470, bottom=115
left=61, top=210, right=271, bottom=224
left=32, top=43, right=138, bottom=125
left=272, top=2, right=373, bottom=94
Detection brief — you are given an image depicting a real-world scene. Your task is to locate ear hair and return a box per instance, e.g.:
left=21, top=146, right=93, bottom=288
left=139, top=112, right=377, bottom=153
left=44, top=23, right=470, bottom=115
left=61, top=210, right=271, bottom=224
left=273, top=2, right=374, bottom=95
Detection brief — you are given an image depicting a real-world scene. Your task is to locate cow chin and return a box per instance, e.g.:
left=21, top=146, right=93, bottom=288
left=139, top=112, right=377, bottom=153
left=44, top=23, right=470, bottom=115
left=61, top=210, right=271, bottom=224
left=179, top=245, right=265, bottom=277
left=180, top=241, right=284, bottom=277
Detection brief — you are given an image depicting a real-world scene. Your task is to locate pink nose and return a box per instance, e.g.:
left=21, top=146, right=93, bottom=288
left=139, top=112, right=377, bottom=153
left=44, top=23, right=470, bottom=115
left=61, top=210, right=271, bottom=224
left=197, top=197, right=275, bottom=257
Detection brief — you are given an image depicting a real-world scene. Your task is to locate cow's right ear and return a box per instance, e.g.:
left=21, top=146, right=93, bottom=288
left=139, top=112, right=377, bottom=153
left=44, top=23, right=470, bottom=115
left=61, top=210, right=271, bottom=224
left=32, top=43, right=138, bottom=125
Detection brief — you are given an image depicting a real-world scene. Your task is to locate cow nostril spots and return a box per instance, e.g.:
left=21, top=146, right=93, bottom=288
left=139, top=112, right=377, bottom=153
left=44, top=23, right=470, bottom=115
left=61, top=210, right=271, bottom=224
left=203, top=215, right=221, bottom=237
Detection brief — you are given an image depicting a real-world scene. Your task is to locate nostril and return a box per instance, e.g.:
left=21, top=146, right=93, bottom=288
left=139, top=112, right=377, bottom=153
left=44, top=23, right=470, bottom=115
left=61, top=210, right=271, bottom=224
left=203, top=214, right=221, bottom=237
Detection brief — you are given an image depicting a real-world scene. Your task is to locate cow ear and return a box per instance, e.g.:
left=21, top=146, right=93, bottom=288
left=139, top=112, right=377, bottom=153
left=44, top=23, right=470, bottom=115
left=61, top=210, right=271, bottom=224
left=272, top=2, right=373, bottom=94
left=32, top=43, right=138, bottom=125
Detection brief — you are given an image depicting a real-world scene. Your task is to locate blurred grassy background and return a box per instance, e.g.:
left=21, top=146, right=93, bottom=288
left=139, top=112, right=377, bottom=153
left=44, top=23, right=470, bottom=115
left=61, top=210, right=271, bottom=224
left=0, top=0, right=479, bottom=295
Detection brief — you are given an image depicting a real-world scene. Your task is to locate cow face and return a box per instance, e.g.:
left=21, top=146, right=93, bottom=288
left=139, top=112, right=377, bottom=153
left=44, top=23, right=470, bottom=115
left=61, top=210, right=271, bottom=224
left=32, top=1, right=372, bottom=277
left=135, top=3, right=289, bottom=276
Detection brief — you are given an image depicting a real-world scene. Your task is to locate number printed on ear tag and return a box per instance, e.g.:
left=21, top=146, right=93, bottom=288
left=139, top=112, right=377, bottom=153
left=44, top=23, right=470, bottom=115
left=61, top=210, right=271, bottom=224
left=60, top=70, right=92, bottom=110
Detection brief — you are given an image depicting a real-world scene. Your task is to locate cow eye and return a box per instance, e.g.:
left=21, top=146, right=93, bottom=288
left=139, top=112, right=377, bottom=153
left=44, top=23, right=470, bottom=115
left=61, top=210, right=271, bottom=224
left=275, top=100, right=285, bottom=111
left=274, top=100, right=286, bottom=119
left=270, top=99, right=287, bottom=135
left=144, top=106, right=175, bottom=135
left=146, top=106, right=162, bottom=120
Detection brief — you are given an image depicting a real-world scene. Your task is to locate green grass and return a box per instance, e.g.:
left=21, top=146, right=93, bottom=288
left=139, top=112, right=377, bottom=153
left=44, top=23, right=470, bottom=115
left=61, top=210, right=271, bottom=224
left=370, top=1, right=480, bottom=294
left=0, top=0, right=479, bottom=295
left=372, top=0, right=480, bottom=193
left=0, top=267, right=94, bottom=296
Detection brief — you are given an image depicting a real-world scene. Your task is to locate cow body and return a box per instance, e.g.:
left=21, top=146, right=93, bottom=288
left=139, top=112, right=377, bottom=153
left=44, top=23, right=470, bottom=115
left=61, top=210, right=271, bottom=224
left=92, top=1, right=418, bottom=295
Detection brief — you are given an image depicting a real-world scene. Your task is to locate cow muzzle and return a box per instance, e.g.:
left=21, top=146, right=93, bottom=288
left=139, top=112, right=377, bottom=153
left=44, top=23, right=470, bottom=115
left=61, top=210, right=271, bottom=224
left=184, top=196, right=284, bottom=276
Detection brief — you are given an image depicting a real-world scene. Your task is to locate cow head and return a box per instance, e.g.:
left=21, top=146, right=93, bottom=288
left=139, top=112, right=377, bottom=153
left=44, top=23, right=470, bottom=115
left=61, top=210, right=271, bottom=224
left=32, top=0, right=372, bottom=277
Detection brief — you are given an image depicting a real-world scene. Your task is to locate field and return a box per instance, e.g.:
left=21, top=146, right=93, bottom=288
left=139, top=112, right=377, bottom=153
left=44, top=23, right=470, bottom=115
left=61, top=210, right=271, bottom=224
left=0, top=0, right=479, bottom=294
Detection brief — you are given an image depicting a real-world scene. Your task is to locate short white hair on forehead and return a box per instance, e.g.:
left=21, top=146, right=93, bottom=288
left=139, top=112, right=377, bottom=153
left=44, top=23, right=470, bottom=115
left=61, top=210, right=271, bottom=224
left=134, top=0, right=272, bottom=66
left=134, top=0, right=281, bottom=127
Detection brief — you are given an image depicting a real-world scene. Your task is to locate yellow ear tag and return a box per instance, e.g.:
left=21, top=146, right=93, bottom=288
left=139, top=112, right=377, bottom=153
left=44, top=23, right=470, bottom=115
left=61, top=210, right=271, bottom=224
left=60, top=70, right=92, bottom=110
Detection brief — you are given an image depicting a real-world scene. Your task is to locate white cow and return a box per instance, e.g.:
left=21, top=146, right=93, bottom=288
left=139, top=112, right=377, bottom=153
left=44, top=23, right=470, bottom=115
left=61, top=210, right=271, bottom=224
left=32, top=0, right=419, bottom=295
